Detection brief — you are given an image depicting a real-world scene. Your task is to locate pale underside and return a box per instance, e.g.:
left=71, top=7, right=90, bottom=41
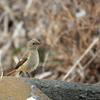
left=16, top=50, right=39, bottom=72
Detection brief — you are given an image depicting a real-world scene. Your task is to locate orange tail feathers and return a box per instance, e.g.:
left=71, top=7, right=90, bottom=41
left=6, top=69, right=17, bottom=76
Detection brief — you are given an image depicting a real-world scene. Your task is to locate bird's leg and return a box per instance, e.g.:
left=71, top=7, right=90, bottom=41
left=26, top=72, right=30, bottom=78
left=19, top=71, right=22, bottom=75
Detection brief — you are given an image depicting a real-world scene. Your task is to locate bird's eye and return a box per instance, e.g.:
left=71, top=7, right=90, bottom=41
left=33, top=43, right=35, bottom=45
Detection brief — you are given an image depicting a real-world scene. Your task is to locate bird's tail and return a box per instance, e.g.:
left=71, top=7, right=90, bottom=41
left=6, top=69, right=17, bottom=76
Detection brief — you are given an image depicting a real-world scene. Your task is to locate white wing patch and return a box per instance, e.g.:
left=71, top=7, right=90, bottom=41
left=27, top=53, right=31, bottom=60
left=19, top=59, right=22, bottom=61
left=27, top=56, right=29, bottom=60
left=20, top=54, right=30, bottom=61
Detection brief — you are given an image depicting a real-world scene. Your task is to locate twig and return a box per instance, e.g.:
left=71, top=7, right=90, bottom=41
left=0, top=49, right=3, bottom=82
left=60, top=0, right=73, bottom=21
left=62, top=37, right=99, bottom=81
left=12, top=21, right=24, bottom=38
left=84, top=50, right=100, bottom=69
left=35, top=71, right=52, bottom=79
left=42, top=50, right=50, bottom=72
left=4, top=15, right=8, bottom=35
left=24, top=0, right=33, bottom=17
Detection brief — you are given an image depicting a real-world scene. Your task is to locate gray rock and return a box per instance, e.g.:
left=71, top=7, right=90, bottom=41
left=1, top=77, right=100, bottom=100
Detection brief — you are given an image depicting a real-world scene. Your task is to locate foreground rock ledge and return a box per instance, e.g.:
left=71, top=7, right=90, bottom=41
left=0, top=77, right=50, bottom=100
left=1, top=77, right=100, bottom=100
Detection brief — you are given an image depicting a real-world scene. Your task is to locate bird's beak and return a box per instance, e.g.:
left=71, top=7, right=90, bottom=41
left=38, top=42, right=42, bottom=45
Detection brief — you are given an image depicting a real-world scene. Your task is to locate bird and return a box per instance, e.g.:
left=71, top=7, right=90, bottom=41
left=6, top=39, right=41, bottom=77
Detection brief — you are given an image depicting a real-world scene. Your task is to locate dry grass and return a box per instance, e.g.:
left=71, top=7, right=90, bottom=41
left=0, top=0, right=100, bottom=84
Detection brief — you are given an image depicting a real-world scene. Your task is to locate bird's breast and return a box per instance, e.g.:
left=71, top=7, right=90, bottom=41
left=21, top=51, right=39, bottom=72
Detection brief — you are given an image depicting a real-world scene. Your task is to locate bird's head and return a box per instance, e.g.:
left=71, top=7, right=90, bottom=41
left=27, top=39, right=41, bottom=50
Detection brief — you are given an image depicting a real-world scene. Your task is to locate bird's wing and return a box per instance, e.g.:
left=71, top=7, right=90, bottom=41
left=15, top=50, right=29, bottom=69
left=15, top=58, right=27, bottom=69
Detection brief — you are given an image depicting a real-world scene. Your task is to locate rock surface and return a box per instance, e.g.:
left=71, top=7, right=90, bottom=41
left=32, top=78, right=100, bottom=100
left=0, top=77, right=50, bottom=100
left=1, top=77, right=100, bottom=100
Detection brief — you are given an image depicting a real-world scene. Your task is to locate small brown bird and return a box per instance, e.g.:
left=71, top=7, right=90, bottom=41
left=6, top=39, right=41, bottom=77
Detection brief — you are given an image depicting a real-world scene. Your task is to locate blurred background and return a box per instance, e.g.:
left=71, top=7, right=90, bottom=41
left=0, top=0, right=100, bottom=84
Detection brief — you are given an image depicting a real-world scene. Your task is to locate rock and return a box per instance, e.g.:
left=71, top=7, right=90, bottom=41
left=0, top=77, right=51, bottom=100
left=1, top=76, right=100, bottom=100
left=32, top=79, right=100, bottom=100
